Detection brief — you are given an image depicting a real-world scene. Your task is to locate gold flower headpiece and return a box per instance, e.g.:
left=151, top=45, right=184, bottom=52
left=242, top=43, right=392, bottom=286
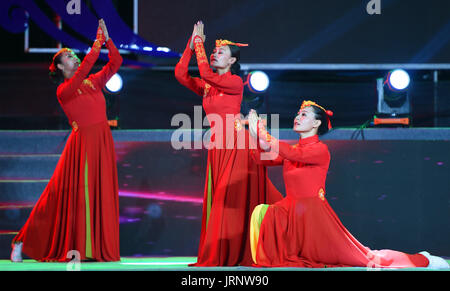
left=49, top=48, right=75, bottom=72
left=300, top=100, right=333, bottom=116
left=300, top=100, right=334, bottom=129
left=215, top=39, right=249, bottom=48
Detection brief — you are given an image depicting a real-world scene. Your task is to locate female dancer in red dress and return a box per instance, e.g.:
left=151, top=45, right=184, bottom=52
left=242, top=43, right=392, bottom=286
left=10, top=19, right=122, bottom=262
left=248, top=101, right=449, bottom=269
left=175, top=21, right=282, bottom=266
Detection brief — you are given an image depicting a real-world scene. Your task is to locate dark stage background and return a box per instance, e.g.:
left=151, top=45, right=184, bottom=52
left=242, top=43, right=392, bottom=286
left=3, top=0, right=450, bottom=64
left=0, top=132, right=449, bottom=258
left=1, top=66, right=450, bottom=129
left=0, top=0, right=449, bottom=260
left=138, top=0, right=450, bottom=64
left=117, top=138, right=450, bottom=257
left=1, top=0, right=450, bottom=129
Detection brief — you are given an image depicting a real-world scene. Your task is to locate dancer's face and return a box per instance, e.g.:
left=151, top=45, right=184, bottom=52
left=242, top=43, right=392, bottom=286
left=210, top=45, right=236, bottom=71
left=57, top=50, right=80, bottom=79
left=293, top=106, right=321, bottom=133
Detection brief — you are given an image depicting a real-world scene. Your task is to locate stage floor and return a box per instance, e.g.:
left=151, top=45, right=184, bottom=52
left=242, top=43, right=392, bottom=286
left=0, top=257, right=448, bottom=271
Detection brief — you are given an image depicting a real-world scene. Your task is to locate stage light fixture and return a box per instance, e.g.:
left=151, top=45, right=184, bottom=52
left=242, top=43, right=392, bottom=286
left=247, top=70, right=270, bottom=93
left=242, top=71, right=270, bottom=114
left=374, top=69, right=411, bottom=126
left=105, top=73, right=123, bottom=93
left=105, top=73, right=123, bottom=128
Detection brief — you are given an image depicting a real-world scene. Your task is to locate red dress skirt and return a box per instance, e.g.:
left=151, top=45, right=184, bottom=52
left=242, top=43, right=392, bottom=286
left=12, top=121, right=120, bottom=262
left=250, top=135, right=429, bottom=268
left=175, top=36, right=283, bottom=266
left=193, top=127, right=283, bottom=266
left=252, top=197, right=428, bottom=268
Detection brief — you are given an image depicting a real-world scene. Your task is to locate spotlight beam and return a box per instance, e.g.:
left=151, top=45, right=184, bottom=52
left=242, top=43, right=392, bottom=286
left=105, top=73, right=123, bottom=93
left=247, top=71, right=269, bottom=93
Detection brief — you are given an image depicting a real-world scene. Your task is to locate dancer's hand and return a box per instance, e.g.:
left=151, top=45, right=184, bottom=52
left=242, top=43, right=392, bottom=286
left=96, top=20, right=106, bottom=44
left=99, top=19, right=109, bottom=42
left=189, top=23, right=197, bottom=50
left=190, top=20, right=206, bottom=50
left=248, top=109, right=272, bottom=150
left=248, top=109, right=259, bottom=138
left=196, top=21, right=206, bottom=43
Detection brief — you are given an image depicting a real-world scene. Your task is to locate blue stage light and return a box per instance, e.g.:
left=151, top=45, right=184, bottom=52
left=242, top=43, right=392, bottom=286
left=105, top=73, right=123, bottom=93
left=248, top=71, right=270, bottom=93
left=387, top=69, right=410, bottom=91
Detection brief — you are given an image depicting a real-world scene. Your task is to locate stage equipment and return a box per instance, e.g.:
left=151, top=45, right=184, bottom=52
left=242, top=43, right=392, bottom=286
left=374, top=69, right=411, bottom=126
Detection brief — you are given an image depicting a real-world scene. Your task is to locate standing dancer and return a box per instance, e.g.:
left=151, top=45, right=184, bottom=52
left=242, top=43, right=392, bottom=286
left=175, top=21, right=282, bottom=266
left=248, top=101, right=449, bottom=269
left=10, top=19, right=122, bottom=262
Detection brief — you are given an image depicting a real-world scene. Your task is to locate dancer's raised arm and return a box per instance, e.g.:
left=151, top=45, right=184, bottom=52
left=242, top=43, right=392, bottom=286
left=57, top=20, right=106, bottom=103
left=249, top=109, right=330, bottom=166
left=174, top=23, right=205, bottom=96
left=91, top=19, right=123, bottom=89
left=248, top=109, right=284, bottom=166
left=192, top=21, right=243, bottom=94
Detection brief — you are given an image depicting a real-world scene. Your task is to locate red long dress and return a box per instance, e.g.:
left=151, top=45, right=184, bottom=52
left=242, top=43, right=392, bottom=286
left=12, top=35, right=122, bottom=262
left=251, top=135, right=429, bottom=268
left=175, top=37, right=283, bottom=266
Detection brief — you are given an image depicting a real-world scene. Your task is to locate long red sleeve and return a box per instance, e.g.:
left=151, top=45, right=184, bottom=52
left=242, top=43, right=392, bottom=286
left=174, top=38, right=205, bottom=96
left=193, top=36, right=243, bottom=94
left=252, top=136, right=330, bottom=166
left=91, top=38, right=123, bottom=89
left=251, top=148, right=284, bottom=166
left=57, top=35, right=105, bottom=104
